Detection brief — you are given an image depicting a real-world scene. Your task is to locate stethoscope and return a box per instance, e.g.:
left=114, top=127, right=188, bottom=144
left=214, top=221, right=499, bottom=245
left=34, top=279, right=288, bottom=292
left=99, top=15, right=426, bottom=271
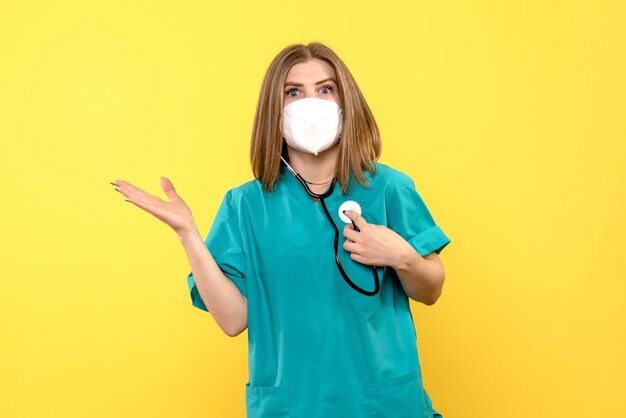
left=280, top=155, right=380, bottom=296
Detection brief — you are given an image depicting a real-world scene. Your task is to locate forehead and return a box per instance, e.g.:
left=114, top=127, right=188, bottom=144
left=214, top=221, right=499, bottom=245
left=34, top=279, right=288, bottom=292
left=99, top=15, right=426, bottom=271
left=285, top=58, right=336, bottom=82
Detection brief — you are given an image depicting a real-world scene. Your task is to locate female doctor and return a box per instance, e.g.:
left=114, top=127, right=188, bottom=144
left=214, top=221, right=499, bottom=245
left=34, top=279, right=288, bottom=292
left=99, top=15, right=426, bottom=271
left=112, top=42, right=451, bottom=418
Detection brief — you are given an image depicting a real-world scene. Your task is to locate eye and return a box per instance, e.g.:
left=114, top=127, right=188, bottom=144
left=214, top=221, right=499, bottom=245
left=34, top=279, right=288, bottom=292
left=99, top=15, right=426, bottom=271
left=320, top=85, right=333, bottom=94
left=285, top=87, right=298, bottom=97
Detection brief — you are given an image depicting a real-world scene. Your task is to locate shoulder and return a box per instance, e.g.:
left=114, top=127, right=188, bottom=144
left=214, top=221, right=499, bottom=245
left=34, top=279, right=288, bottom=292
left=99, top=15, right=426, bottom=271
left=366, top=162, right=416, bottom=191
left=222, top=178, right=266, bottom=206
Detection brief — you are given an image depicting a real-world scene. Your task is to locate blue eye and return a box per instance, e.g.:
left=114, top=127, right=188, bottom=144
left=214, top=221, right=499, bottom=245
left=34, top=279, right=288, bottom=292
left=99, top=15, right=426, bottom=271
left=285, top=85, right=333, bottom=97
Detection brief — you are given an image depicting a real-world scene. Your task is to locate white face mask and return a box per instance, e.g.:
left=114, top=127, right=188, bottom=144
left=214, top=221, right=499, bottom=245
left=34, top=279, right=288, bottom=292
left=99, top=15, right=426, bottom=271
left=282, top=97, right=343, bottom=156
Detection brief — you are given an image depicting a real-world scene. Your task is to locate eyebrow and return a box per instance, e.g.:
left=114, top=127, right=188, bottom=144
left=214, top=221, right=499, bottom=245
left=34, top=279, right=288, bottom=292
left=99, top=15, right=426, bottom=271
left=284, top=77, right=337, bottom=87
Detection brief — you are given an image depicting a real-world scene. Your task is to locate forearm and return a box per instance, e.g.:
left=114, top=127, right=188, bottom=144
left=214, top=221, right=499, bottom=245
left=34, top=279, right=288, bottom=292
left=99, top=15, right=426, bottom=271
left=392, top=248, right=445, bottom=305
left=178, top=226, right=248, bottom=336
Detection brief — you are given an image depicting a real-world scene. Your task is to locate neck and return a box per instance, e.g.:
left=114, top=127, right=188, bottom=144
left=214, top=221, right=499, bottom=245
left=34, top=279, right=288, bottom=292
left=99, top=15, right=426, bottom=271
left=285, top=143, right=339, bottom=183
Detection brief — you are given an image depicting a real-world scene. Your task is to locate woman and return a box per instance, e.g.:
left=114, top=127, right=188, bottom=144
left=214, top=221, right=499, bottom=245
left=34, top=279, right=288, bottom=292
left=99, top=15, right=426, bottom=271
left=112, top=42, right=451, bottom=418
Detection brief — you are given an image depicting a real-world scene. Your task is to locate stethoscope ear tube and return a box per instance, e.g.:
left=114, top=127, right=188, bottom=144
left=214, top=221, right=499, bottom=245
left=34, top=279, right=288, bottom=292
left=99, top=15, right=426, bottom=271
left=280, top=156, right=380, bottom=296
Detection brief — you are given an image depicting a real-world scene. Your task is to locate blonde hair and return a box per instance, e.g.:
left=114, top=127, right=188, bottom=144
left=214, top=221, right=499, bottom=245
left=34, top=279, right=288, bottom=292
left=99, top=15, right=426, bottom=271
left=250, top=42, right=382, bottom=194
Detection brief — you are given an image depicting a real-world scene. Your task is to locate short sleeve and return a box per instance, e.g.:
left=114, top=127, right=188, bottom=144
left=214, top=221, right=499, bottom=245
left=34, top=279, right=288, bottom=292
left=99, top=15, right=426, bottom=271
left=387, top=176, right=451, bottom=257
left=186, top=190, right=248, bottom=312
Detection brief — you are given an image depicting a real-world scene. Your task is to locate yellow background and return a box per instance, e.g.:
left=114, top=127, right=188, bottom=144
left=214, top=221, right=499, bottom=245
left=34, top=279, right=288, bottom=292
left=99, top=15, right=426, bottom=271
left=1, top=1, right=624, bottom=417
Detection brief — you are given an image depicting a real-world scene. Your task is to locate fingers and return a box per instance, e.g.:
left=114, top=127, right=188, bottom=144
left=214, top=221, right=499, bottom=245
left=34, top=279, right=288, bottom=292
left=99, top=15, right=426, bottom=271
left=110, top=180, right=132, bottom=202
left=343, top=237, right=377, bottom=266
left=342, top=239, right=369, bottom=265
left=111, top=178, right=196, bottom=233
left=343, top=238, right=359, bottom=253
left=111, top=179, right=144, bottom=196
left=111, top=179, right=171, bottom=221
left=343, top=224, right=360, bottom=241
left=111, top=179, right=141, bottom=200
left=342, top=210, right=368, bottom=240
left=342, top=221, right=363, bottom=253
left=343, top=210, right=367, bottom=228
left=349, top=252, right=367, bottom=264
left=160, top=177, right=179, bottom=201
left=111, top=179, right=164, bottom=207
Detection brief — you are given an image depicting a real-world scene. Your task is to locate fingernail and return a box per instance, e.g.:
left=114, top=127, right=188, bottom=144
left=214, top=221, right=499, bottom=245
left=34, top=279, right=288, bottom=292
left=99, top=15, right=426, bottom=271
left=342, top=210, right=347, bottom=214
left=110, top=182, right=116, bottom=186
left=161, top=176, right=165, bottom=180
left=125, top=199, right=130, bottom=202
left=114, top=188, right=121, bottom=193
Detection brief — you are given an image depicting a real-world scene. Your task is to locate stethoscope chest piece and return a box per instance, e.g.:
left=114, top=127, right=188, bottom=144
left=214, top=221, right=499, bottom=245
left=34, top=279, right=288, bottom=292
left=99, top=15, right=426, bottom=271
left=338, top=200, right=362, bottom=224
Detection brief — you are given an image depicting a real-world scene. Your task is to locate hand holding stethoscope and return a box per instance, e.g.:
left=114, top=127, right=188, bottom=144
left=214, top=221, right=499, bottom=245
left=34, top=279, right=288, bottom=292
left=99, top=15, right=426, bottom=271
left=341, top=210, right=418, bottom=271
left=281, top=155, right=417, bottom=296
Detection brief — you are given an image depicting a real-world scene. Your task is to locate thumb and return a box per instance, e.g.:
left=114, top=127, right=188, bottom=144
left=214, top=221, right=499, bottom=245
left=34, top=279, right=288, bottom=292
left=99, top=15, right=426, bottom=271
left=344, top=210, right=367, bottom=227
left=160, top=176, right=179, bottom=201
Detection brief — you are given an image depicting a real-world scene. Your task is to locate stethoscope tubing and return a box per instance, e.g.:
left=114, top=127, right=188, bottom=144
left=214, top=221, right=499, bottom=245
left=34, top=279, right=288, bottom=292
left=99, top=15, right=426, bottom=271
left=282, top=157, right=380, bottom=296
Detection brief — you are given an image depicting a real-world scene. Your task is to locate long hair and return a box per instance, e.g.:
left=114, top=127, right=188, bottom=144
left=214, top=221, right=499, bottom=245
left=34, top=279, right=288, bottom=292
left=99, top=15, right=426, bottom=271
left=250, top=42, right=382, bottom=194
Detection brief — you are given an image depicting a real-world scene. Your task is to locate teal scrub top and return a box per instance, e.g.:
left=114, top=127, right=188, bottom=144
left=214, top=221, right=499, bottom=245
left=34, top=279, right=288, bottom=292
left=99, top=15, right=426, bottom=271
left=186, top=162, right=451, bottom=418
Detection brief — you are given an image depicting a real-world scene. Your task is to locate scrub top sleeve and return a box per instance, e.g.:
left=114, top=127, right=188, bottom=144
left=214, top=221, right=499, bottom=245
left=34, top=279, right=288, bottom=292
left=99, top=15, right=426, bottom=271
left=186, top=190, right=248, bottom=312
left=388, top=176, right=451, bottom=257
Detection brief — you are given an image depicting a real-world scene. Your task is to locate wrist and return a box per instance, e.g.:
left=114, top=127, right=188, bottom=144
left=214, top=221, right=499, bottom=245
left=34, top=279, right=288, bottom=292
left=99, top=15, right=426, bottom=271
left=392, top=245, right=422, bottom=271
left=177, top=224, right=201, bottom=243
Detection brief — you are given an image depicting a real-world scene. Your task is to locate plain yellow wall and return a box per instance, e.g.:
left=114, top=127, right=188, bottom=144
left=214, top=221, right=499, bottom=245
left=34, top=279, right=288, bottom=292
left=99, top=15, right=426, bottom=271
left=1, top=1, right=624, bottom=417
